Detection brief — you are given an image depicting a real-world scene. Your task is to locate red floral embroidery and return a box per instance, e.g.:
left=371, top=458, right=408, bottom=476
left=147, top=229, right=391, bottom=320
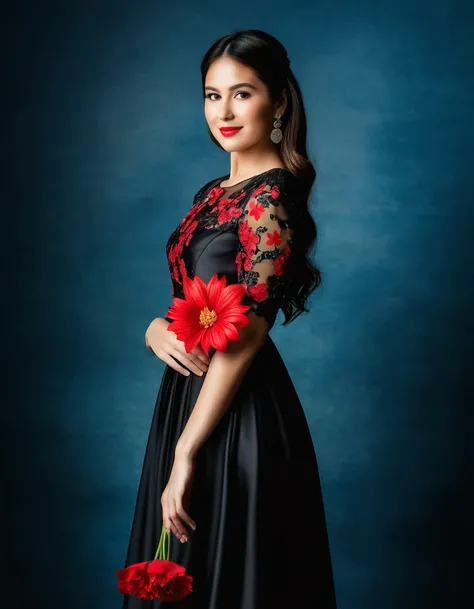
left=265, top=230, right=284, bottom=247
left=274, top=244, right=292, bottom=277
left=235, top=182, right=292, bottom=314
left=167, top=184, right=250, bottom=290
left=270, top=185, right=280, bottom=199
left=252, top=183, right=266, bottom=197
left=205, top=186, right=225, bottom=206
left=216, top=202, right=244, bottom=225
left=238, top=218, right=260, bottom=254
left=212, top=190, right=246, bottom=225
left=248, top=200, right=266, bottom=221
left=167, top=176, right=293, bottom=325
left=248, top=282, right=269, bottom=302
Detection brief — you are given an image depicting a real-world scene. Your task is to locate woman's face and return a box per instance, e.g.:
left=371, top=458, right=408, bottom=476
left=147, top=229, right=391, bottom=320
left=204, top=56, right=284, bottom=152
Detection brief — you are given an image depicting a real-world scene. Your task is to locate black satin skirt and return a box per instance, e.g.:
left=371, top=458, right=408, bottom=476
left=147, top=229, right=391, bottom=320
left=121, top=334, right=337, bottom=608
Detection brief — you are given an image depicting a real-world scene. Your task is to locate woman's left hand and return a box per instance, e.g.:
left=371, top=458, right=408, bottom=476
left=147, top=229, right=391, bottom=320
left=161, top=452, right=197, bottom=543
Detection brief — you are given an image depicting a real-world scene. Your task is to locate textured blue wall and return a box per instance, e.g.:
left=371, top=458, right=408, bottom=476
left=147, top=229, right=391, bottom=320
left=7, top=1, right=473, bottom=608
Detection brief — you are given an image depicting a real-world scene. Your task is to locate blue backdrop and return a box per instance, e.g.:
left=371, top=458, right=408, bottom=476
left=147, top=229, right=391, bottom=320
left=7, top=1, right=473, bottom=608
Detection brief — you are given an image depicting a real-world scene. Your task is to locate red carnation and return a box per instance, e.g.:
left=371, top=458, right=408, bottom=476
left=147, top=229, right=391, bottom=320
left=147, top=559, right=193, bottom=602
left=117, top=525, right=193, bottom=602
left=166, top=273, right=251, bottom=355
left=116, top=561, right=151, bottom=599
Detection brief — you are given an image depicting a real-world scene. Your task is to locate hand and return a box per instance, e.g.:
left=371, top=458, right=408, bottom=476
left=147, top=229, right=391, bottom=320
left=145, top=317, right=211, bottom=376
left=161, top=452, right=197, bottom=543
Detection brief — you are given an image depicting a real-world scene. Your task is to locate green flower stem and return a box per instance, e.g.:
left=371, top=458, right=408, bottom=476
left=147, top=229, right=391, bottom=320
left=154, top=524, right=171, bottom=560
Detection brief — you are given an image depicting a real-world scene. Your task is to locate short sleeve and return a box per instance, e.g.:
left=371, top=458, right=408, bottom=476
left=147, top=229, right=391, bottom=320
left=235, top=180, right=294, bottom=327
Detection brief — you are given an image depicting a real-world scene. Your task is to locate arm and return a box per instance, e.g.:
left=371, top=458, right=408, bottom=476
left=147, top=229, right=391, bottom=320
left=175, top=181, right=294, bottom=458
left=175, top=312, right=268, bottom=458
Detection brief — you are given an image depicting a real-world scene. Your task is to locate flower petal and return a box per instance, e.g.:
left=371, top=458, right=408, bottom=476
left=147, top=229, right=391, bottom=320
left=218, top=308, right=251, bottom=327
left=183, top=274, right=208, bottom=308
left=207, top=324, right=229, bottom=352
left=200, top=330, right=213, bottom=355
left=167, top=299, right=200, bottom=320
left=215, top=282, right=248, bottom=311
left=218, top=321, right=240, bottom=341
left=206, top=273, right=226, bottom=307
left=184, top=328, right=205, bottom=353
left=167, top=321, right=201, bottom=342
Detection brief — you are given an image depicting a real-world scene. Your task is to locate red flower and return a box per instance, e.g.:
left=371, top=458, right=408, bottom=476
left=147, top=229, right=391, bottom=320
left=274, top=253, right=287, bottom=277
left=235, top=250, right=244, bottom=275
left=274, top=244, right=292, bottom=277
left=238, top=218, right=259, bottom=254
left=166, top=273, right=251, bottom=355
left=116, top=561, right=151, bottom=599
left=248, top=282, right=269, bottom=302
left=252, top=183, right=266, bottom=197
left=270, top=185, right=280, bottom=199
left=248, top=200, right=266, bottom=221
left=217, top=204, right=243, bottom=225
left=146, top=559, right=193, bottom=601
left=205, top=186, right=224, bottom=204
left=117, top=525, right=193, bottom=602
left=265, top=229, right=283, bottom=247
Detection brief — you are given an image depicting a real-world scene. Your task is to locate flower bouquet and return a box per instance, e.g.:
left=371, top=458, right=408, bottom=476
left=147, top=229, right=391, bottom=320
left=117, top=524, right=192, bottom=602
left=166, top=273, right=251, bottom=355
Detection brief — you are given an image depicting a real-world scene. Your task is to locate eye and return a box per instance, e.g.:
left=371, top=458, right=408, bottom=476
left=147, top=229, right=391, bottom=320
left=204, top=91, right=251, bottom=100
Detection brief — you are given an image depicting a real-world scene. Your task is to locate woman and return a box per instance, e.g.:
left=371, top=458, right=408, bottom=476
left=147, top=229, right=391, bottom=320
left=121, top=29, right=338, bottom=608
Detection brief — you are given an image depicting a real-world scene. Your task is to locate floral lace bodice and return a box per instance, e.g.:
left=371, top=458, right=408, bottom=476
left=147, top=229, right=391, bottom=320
left=165, top=167, right=302, bottom=329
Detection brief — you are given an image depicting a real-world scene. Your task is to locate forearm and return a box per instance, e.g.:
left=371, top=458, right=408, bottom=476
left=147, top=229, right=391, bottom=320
left=175, top=317, right=267, bottom=458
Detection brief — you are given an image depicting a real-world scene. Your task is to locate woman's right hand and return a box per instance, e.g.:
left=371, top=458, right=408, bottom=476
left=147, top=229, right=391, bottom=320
left=145, top=317, right=211, bottom=377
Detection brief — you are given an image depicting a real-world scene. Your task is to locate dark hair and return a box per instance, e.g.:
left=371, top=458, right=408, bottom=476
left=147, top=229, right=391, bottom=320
left=200, top=29, right=322, bottom=326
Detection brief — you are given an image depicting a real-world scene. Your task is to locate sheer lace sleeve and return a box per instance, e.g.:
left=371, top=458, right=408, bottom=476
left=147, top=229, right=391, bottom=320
left=235, top=180, right=294, bottom=327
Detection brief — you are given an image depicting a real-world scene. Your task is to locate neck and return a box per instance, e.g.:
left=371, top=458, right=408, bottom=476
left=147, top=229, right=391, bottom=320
left=226, top=146, right=285, bottom=184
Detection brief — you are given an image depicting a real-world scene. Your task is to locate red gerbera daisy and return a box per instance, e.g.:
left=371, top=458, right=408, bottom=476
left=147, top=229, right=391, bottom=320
left=166, top=273, right=251, bottom=355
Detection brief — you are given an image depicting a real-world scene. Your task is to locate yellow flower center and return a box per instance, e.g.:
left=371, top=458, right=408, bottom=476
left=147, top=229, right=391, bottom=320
left=199, top=306, right=217, bottom=328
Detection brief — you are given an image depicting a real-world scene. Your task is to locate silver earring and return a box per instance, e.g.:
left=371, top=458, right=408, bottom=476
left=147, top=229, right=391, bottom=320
left=270, top=115, right=283, bottom=143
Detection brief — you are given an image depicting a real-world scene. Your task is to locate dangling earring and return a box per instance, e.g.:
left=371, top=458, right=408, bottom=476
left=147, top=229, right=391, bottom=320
left=270, top=115, right=283, bottom=144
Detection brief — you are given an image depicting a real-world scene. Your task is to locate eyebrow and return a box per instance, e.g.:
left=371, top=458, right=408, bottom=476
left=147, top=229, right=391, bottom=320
left=204, top=82, right=258, bottom=92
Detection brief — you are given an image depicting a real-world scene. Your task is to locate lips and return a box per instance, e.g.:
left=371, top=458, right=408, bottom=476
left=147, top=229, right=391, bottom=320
left=219, top=127, right=242, bottom=137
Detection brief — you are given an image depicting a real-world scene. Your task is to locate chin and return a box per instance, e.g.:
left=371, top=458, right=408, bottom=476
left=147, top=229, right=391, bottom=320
left=220, top=138, right=258, bottom=152
left=221, top=142, right=247, bottom=152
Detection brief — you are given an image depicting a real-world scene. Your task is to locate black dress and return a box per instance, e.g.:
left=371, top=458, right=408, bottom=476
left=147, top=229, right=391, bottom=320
left=121, top=167, right=337, bottom=608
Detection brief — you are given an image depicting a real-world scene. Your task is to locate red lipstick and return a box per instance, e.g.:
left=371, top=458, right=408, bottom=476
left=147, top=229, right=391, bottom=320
left=219, top=127, right=242, bottom=137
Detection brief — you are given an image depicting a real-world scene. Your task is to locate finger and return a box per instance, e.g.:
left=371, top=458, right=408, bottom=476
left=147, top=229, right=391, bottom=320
left=184, top=350, right=210, bottom=373
left=169, top=500, right=189, bottom=541
left=169, top=519, right=183, bottom=542
left=169, top=348, right=205, bottom=377
left=164, top=512, right=181, bottom=541
left=191, top=346, right=212, bottom=366
left=162, top=497, right=182, bottom=541
left=176, top=501, right=196, bottom=531
left=171, top=334, right=210, bottom=367
left=159, top=353, right=191, bottom=377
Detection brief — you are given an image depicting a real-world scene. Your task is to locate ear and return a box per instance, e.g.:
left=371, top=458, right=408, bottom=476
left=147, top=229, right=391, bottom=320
left=274, top=88, right=288, bottom=118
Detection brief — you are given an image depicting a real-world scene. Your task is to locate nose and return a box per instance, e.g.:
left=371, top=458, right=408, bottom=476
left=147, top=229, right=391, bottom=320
left=218, top=96, right=235, bottom=121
